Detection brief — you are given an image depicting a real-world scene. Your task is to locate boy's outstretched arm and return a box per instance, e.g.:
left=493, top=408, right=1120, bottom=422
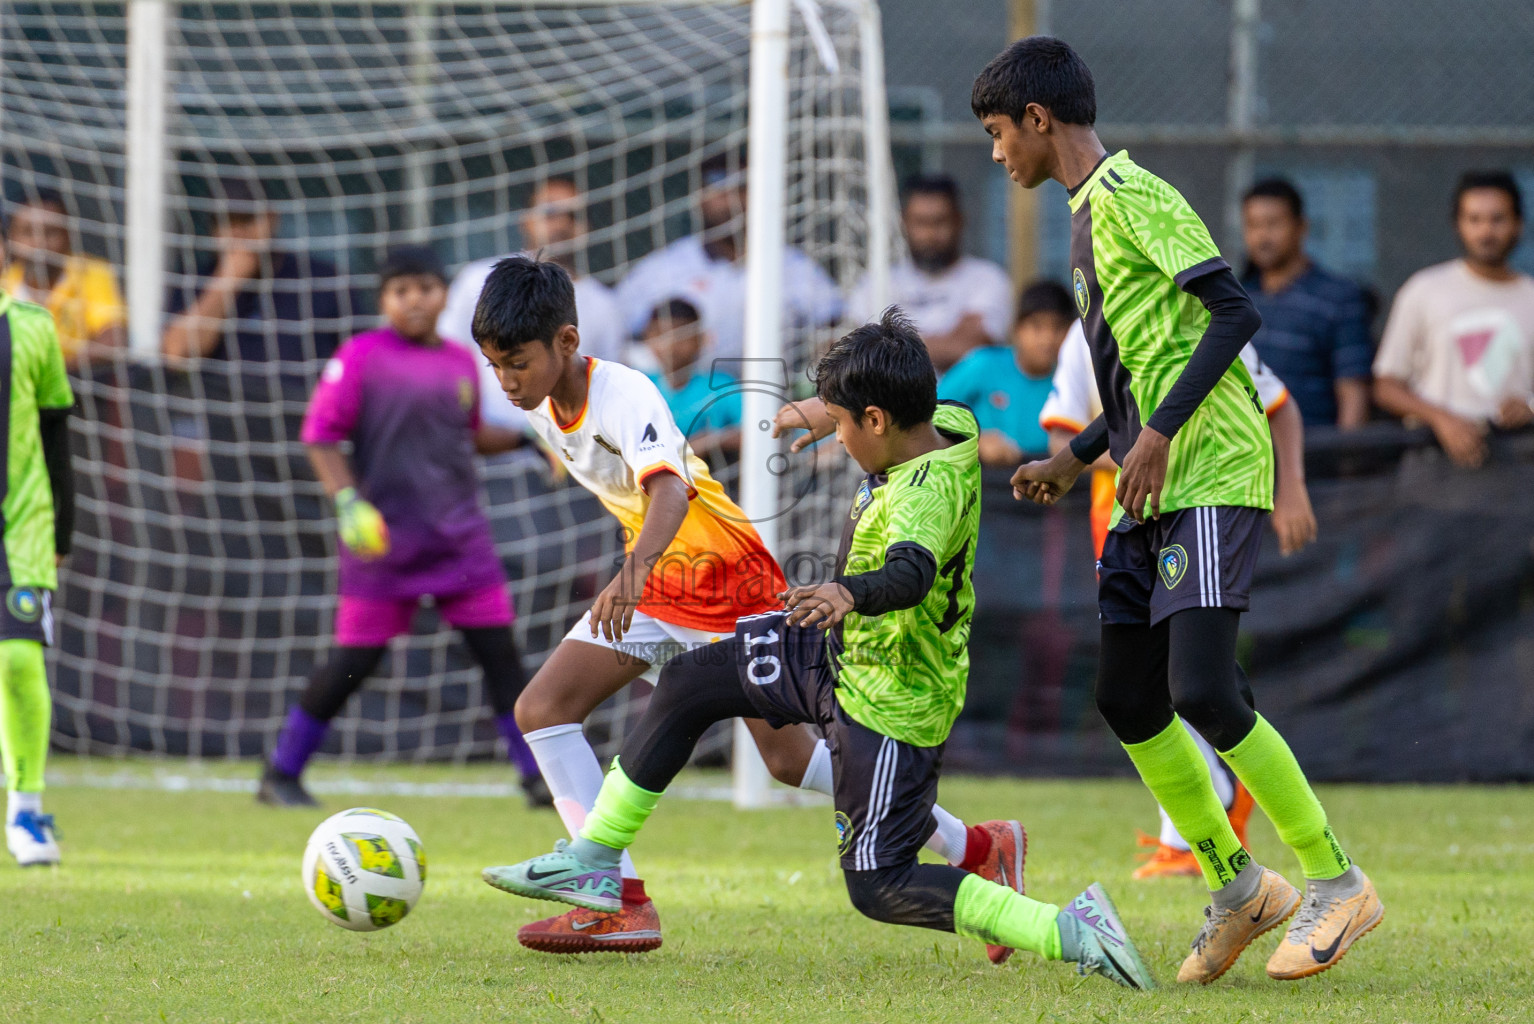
left=1118, top=269, right=1261, bottom=521
left=40, top=406, right=75, bottom=561
left=781, top=545, right=937, bottom=630
left=1266, top=398, right=1316, bottom=555
left=1012, top=416, right=1107, bottom=505
left=771, top=397, right=836, bottom=453
left=589, top=470, right=691, bottom=643
left=308, top=442, right=390, bottom=560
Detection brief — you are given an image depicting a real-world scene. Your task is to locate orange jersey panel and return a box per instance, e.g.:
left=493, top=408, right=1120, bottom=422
left=614, top=467, right=785, bottom=634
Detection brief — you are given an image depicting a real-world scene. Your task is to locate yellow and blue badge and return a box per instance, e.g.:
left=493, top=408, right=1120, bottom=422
left=1157, top=544, right=1188, bottom=590
left=834, top=811, right=855, bottom=855
left=6, top=587, right=41, bottom=623
left=850, top=479, right=874, bottom=521
left=1073, top=267, right=1090, bottom=318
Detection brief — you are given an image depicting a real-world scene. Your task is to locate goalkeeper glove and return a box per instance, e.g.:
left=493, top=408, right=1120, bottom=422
left=335, top=487, right=390, bottom=560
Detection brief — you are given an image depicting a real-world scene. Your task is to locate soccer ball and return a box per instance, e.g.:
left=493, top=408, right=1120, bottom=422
left=302, top=807, right=426, bottom=932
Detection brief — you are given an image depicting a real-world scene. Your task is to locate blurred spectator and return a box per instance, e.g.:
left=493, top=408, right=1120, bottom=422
left=161, top=178, right=352, bottom=363
left=938, top=280, right=1071, bottom=467
left=849, top=174, right=1013, bottom=373
left=642, top=297, right=740, bottom=454
left=1240, top=178, right=1374, bottom=429
left=439, top=179, right=624, bottom=432
left=1374, top=171, right=1534, bottom=467
left=2, top=189, right=126, bottom=368
left=615, top=154, right=841, bottom=361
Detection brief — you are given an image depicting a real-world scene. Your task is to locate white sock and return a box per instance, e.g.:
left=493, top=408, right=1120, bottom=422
left=7, top=791, right=41, bottom=824
left=1157, top=720, right=1236, bottom=850
left=925, top=803, right=970, bottom=863
left=799, top=738, right=969, bottom=863
left=523, top=723, right=637, bottom=881
left=1185, top=722, right=1235, bottom=809
left=798, top=739, right=833, bottom=795
left=1158, top=806, right=1191, bottom=851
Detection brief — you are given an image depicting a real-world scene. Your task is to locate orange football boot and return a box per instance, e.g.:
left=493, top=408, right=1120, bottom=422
left=1133, top=843, right=1203, bottom=880
left=960, top=820, right=1028, bottom=964
left=517, top=899, right=662, bottom=954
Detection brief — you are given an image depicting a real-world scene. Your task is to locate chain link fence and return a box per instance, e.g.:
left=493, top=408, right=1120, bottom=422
left=882, top=0, right=1534, bottom=301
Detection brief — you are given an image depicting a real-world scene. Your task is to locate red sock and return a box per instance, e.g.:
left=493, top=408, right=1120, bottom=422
left=957, top=825, right=993, bottom=872
left=622, top=877, right=648, bottom=905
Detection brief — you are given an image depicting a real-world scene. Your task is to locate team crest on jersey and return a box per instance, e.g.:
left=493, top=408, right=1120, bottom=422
left=457, top=378, right=474, bottom=411
left=834, top=811, right=855, bottom=854
left=1157, top=544, right=1189, bottom=590
left=6, top=587, right=41, bottom=623
left=1072, top=268, right=1090, bottom=318
left=850, top=479, right=874, bottom=521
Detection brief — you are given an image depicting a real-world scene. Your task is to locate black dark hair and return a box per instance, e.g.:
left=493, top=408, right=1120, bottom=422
left=472, top=255, right=579, bottom=352
left=701, top=150, right=747, bottom=187
left=1454, top=170, right=1523, bottom=220
left=1243, top=178, right=1305, bottom=220
left=971, top=36, right=1096, bottom=127
left=647, top=297, right=701, bottom=327
left=810, top=307, right=937, bottom=430
left=901, top=174, right=961, bottom=213
left=19, top=187, right=67, bottom=213
left=1015, top=280, right=1074, bottom=324
left=377, top=244, right=447, bottom=288
left=3, top=187, right=67, bottom=234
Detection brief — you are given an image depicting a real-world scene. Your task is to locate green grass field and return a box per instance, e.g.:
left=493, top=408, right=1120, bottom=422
left=3, top=757, right=1530, bottom=1023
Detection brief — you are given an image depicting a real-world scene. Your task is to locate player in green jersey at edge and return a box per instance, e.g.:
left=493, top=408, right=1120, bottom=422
left=481, top=309, right=1156, bottom=989
left=0, top=289, right=76, bottom=866
left=976, top=37, right=1383, bottom=983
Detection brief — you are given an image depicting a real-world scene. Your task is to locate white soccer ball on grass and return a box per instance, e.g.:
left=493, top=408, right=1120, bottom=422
left=302, top=807, right=425, bottom=931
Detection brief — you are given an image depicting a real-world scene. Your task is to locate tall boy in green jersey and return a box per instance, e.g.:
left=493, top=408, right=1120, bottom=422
left=483, top=310, right=1156, bottom=989
left=0, top=291, right=76, bottom=867
left=976, top=37, right=1382, bottom=983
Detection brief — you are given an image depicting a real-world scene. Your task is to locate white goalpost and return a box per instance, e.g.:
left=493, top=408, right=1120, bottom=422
left=1, top=0, right=897, bottom=807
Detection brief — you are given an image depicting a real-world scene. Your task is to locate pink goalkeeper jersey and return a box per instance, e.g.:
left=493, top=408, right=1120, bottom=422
left=302, top=326, right=507, bottom=600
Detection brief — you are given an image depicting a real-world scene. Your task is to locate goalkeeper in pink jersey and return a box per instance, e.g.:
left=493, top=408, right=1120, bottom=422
left=259, top=246, right=546, bottom=808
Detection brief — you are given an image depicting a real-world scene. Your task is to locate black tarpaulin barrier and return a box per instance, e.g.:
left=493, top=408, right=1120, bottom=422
left=953, top=425, right=1534, bottom=783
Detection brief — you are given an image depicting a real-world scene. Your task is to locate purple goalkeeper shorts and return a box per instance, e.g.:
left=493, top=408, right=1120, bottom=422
left=335, top=584, right=514, bottom=647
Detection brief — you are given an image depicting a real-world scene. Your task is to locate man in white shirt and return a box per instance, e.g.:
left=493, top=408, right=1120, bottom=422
left=846, top=174, right=1014, bottom=372
left=614, top=156, right=842, bottom=362
left=1374, top=171, right=1534, bottom=467
left=439, top=179, right=624, bottom=429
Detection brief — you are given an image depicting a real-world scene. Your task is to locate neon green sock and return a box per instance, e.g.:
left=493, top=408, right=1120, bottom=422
left=0, top=639, right=49, bottom=793
left=1219, top=715, right=1350, bottom=880
left=952, top=873, right=1062, bottom=960
left=1124, top=718, right=1249, bottom=890
left=579, top=758, right=663, bottom=852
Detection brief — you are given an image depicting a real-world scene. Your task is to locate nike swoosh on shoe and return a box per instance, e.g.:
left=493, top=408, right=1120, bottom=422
left=1249, top=893, right=1270, bottom=923
left=1310, top=915, right=1352, bottom=964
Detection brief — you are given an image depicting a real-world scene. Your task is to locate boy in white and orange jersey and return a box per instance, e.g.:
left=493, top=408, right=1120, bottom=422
left=473, top=257, right=1016, bottom=958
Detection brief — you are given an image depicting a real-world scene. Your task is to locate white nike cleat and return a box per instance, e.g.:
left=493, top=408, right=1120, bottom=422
left=7, top=810, right=61, bottom=867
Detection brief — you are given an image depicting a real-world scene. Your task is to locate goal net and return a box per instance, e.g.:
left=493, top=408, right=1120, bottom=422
left=1, top=1, right=894, bottom=766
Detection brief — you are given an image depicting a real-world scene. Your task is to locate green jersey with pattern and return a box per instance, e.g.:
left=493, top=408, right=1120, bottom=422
left=1068, top=151, right=1273, bottom=521
left=832, top=402, right=981, bottom=748
left=0, top=293, right=73, bottom=591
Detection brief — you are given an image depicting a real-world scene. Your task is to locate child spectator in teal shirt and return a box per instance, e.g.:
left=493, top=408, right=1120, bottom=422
left=939, top=281, right=1072, bottom=466
left=642, top=298, right=741, bottom=457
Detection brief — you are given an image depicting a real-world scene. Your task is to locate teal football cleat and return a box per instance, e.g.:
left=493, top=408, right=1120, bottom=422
left=482, top=838, right=623, bottom=911
left=1058, top=883, right=1157, bottom=989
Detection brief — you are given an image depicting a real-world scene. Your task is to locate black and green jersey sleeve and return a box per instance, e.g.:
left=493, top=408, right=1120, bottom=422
left=832, top=402, right=982, bottom=747
left=0, top=293, right=74, bottom=590
left=1068, top=152, right=1274, bottom=521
